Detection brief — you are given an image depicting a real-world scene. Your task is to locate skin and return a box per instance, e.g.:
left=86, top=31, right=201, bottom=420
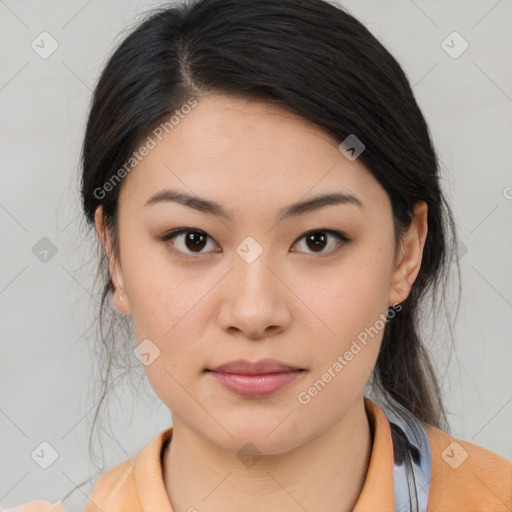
left=95, top=94, right=428, bottom=512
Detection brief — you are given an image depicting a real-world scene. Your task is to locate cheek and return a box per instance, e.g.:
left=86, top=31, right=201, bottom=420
left=317, top=255, right=392, bottom=334
left=121, top=239, right=208, bottom=336
left=121, top=245, right=215, bottom=372
left=304, top=249, right=392, bottom=380
left=141, top=355, right=196, bottom=422
left=296, top=272, right=388, bottom=417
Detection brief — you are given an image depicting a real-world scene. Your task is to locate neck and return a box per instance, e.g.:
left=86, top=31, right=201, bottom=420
left=162, top=397, right=373, bottom=512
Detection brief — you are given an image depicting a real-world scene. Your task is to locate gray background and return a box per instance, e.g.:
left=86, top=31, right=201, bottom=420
left=1, top=0, right=511, bottom=506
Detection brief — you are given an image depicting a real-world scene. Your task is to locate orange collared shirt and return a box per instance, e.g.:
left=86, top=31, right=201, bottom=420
left=7, top=398, right=512, bottom=511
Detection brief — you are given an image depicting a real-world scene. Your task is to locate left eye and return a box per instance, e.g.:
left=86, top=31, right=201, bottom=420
left=159, top=228, right=350, bottom=257
left=292, top=229, right=350, bottom=254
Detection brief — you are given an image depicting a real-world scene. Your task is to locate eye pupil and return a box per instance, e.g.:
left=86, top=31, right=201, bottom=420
left=306, top=232, right=327, bottom=252
left=186, top=231, right=207, bottom=251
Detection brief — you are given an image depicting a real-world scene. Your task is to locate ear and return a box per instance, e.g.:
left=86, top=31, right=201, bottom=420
left=388, top=200, right=428, bottom=307
left=94, top=206, right=131, bottom=315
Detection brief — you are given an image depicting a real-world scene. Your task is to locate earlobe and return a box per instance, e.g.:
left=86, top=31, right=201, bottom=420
left=114, top=289, right=131, bottom=315
left=94, top=206, right=131, bottom=315
left=388, top=201, right=428, bottom=307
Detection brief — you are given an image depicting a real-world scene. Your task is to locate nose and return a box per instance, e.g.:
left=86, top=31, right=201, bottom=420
left=216, top=247, right=292, bottom=340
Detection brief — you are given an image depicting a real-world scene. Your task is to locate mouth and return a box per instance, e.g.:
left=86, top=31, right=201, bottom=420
left=207, top=357, right=305, bottom=375
left=205, top=361, right=307, bottom=398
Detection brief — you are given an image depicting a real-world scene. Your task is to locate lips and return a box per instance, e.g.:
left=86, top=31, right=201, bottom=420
left=206, top=358, right=306, bottom=398
left=207, top=358, right=304, bottom=375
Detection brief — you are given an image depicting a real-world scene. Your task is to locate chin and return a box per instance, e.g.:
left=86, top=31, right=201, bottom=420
left=205, top=421, right=303, bottom=457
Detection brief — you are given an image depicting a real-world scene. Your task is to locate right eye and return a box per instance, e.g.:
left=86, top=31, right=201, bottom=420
left=158, top=228, right=219, bottom=257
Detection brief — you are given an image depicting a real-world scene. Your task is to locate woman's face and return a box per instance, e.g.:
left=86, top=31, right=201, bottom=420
left=96, top=94, right=427, bottom=454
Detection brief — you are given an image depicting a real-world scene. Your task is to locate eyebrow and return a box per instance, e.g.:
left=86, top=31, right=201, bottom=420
left=144, top=188, right=364, bottom=222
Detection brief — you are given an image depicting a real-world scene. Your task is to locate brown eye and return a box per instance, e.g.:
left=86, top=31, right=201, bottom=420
left=291, top=229, right=350, bottom=255
left=159, top=227, right=350, bottom=258
left=160, top=228, right=218, bottom=255
left=182, top=231, right=208, bottom=251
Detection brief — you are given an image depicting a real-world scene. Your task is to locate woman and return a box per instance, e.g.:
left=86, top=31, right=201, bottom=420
left=10, top=0, right=511, bottom=510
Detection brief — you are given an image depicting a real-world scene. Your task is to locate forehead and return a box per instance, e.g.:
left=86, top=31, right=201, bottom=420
left=118, top=94, right=387, bottom=218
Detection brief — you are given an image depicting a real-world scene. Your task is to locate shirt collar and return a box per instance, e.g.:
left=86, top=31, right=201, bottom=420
left=353, top=397, right=395, bottom=511
left=124, top=398, right=394, bottom=511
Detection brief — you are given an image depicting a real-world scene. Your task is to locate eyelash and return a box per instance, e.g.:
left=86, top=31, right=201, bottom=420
left=158, top=228, right=351, bottom=258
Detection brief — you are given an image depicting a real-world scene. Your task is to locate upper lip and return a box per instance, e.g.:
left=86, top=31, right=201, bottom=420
left=208, top=358, right=304, bottom=374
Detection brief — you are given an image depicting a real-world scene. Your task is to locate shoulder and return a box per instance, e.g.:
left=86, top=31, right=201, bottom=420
left=425, top=424, right=512, bottom=511
left=3, top=460, right=137, bottom=512
left=1, top=499, right=62, bottom=512
left=5, top=428, right=171, bottom=511
left=84, top=458, right=139, bottom=510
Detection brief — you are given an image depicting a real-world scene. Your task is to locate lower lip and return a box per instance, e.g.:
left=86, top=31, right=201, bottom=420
left=208, top=370, right=305, bottom=398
